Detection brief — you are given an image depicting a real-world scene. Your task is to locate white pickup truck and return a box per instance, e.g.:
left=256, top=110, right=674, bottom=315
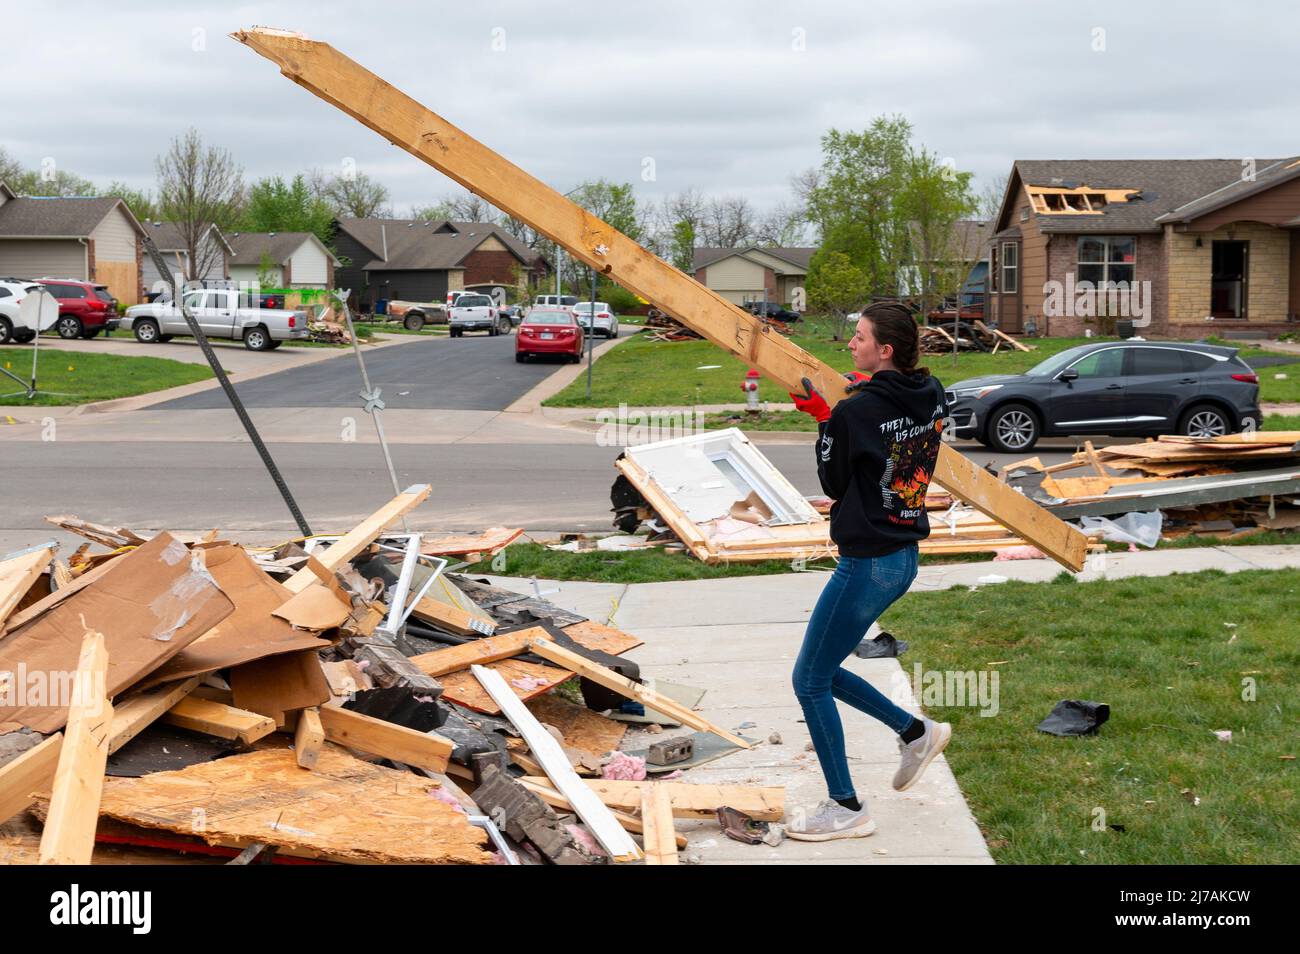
left=122, top=288, right=309, bottom=351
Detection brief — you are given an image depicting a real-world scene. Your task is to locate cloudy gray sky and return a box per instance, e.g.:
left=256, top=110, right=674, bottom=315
left=3, top=0, right=1297, bottom=215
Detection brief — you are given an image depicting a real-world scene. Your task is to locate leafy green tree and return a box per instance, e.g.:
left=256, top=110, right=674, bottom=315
left=242, top=174, right=335, bottom=244
left=897, top=147, right=977, bottom=321
left=669, top=219, right=696, bottom=273
left=807, top=251, right=871, bottom=341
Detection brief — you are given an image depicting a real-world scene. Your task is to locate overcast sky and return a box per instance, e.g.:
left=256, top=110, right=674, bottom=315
left=3, top=0, right=1297, bottom=217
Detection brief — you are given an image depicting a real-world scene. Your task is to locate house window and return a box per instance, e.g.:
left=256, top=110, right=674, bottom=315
left=1000, top=242, right=1018, bottom=294
left=1077, top=236, right=1136, bottom=286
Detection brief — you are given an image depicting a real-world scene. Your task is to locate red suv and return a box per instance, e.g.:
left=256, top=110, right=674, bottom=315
left=39, top=278, right=119, bottom=339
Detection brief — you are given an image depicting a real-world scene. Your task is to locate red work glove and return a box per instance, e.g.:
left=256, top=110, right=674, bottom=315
left=790, top=377, right=831, bottom=422
left=790, top=373, right=870, bottom=422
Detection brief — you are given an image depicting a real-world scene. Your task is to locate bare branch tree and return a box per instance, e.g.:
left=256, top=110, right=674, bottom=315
left=310, top=168, right=391, bottom=218
left=155, top=128, right=244, bottom=281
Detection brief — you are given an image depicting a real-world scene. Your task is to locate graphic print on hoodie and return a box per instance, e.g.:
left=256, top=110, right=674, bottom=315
left=814, top=369, right=948, bottom=557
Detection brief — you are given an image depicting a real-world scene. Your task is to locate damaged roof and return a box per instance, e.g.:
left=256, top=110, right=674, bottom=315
left=1004, top=158, right=1298, bottom=233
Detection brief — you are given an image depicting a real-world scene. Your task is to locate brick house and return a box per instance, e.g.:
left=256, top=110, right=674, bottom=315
left=692, top=246, right=816, bottom=306
left=985, top=158, right=1300, bottom=337
left=0, top=180, right=147, bottom=304
left=331, top=217, right=548, bottom=311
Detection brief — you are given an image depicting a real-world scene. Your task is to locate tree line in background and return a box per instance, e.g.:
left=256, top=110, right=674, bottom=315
left=1, top=116, right=988, bottom=320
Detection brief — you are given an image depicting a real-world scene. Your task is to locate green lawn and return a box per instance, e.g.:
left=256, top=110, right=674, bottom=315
left=543, top=330, right=1093, bottom=408
left=880, top=568, right=1299, bottom=864
left=1263, top=413, right=1300, bottom=431
left=0, top=349, right=212, bottom=405
left=463, top=531, right=1300, bottom=584
left=1256, top=363, right=1300, bottom=403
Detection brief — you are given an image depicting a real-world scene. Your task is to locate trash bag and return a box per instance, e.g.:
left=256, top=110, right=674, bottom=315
left=853, top=632, right=909, bottom=658
left=1037, top=700, right=1110, bottom=736
left=1078, top=511, right=1163, bottom=548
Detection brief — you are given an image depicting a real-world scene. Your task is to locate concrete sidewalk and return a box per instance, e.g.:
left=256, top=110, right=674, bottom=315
left=480, top=543, right=1299, bottom=864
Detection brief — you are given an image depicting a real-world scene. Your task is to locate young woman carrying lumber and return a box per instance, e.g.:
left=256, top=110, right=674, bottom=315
left=785, top=302, right=953, bottom=842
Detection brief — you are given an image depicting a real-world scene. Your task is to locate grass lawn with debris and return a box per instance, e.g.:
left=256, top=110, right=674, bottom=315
left=543, top=330, right=1099, bottom=408
left=880, top=568, right=1298, bottom=864
left=0, top=348, right=212, bottom=405
left=463, top=531, right=1300, bottom=584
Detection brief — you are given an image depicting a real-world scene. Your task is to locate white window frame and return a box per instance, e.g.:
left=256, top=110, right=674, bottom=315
left=1000, top=242, right=1018, bottom=294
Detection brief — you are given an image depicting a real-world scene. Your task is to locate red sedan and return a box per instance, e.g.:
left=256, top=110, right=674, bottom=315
left=516, top=307, right=585, bottom=363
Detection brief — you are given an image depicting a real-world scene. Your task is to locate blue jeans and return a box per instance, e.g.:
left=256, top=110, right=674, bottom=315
left=792, top=545, right=919, bottom=801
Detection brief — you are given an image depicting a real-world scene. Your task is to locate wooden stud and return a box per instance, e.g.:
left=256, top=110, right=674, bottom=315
left=0, top=733, right=63, bottom=826
left=525, top=636, right=752, bottom=748
left=282, top=485, right=431, bottom=594
left=641, top=785, right=679, bottom=865
left=294, top=707, right=324, bottom=770
left=472, top=665, right=642, bottom=861
left=518, top=776, right=785, bottom=820
left=0, top=545, right=54, bottom=628
left=317, top=704, right=452, bottom=773
left=409, top=627, right=545, bottom=677
left=39, top=629, right=112, bottom=865
left=163, top=696, right=277, bottom=744
left=521, top=775, right=687, bottom=848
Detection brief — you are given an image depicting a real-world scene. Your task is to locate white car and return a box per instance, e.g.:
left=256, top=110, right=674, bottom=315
left=0, top=279, right=49, bottom=344
left=572, top=301, right=618, bottom=338
left=448, top=293, right=509, bottom=337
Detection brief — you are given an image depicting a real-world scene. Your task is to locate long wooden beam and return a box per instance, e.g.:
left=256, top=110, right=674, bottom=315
left=39, top=630, right=112, bottom=864
left=233, top=28, right=1087, bottom=572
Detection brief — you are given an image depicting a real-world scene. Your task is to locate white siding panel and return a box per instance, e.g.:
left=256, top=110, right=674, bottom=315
left=289, top=241, right=327, bottom=286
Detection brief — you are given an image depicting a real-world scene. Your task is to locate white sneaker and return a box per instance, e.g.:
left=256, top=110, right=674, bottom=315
left=786, top=799, right=878, bottom=842
left=892, top=717, right=952, bottom=791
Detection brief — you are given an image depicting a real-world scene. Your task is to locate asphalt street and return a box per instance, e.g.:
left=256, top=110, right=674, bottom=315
left=154, top=332, right=572, bottom=411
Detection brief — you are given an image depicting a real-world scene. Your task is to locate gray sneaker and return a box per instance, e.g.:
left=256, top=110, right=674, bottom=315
left=892, top=717, right=952, bottom=791
left=786, top=799, right=878, bottom=842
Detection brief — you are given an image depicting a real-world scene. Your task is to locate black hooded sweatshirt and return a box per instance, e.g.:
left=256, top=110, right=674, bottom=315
left=814, top=369, right=948, bottom=557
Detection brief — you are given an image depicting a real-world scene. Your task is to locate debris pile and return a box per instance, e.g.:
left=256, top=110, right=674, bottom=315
left=920, top=319, right=1033, bottom=354
left=1009, top=432, right=1300, bottom=539
left=0, top=488, right=777, bottom=865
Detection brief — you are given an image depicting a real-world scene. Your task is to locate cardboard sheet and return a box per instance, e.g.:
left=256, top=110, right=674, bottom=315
left=140, top=544, right=329, bottom=688
left=0, top=533, right=234, bottom=734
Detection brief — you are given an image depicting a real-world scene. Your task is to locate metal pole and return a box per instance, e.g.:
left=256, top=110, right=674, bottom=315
left=586, top=267, right=596, bottom=399
left=141, top=236, right=313, bottom=536
left=555, top=244, right=561, bottom=296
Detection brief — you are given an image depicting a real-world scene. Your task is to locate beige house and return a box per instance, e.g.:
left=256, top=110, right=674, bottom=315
left=140, top=221, right=232, bottom=295
left=0, top=180, right=146, bottom=304
left=693, top=246, right=816, bottom=306
left=226, top=231, right=339, bottom=289
left=985, top=158, right=1300, bottom=337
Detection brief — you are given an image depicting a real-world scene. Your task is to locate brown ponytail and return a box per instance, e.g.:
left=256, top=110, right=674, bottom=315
left=860, top=302, right=928, bottom=377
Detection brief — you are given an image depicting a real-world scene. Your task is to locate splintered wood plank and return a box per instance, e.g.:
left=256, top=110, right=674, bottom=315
left=281, top=485, right=431, bottom=594
left=317, top=704, right=452, bottom=773
left=0, top=733, right=63, bottom=826
left=525, top=692, right=626, bottom=759
left=561, top=619, right=644, bottom=655
left=518, top=777, right=786, bottom=820
left=162, top=697, right=276, bottom=745
left=85, top=745, right=494, bottom=864
left=39, top=631, right=112, bottom=865
left=526, top=637, right=751, bottom=748
left=641, top=785, right=678, bottom=865
left=473, top=665, right=641, bottom=861
left=438, top=659, right=572, bottom=714
left=0, top=545, right=54, bottom=629
left=232, top=27, right=1088, bottom=571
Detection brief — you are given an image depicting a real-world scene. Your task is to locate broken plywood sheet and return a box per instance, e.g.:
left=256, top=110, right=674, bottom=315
left=0, top=534, right=234, bottom=734
left=438, top=658, right=571, bottom=714
left=140, top=544, right=329, bottom=689
left=561, top=619, right=643, bottom=655
left=84, top=744, right=494, bottom=865
left=0, top=545, right=55, bottom=630
left=420, top=527, right=523, bottom=558
left=525, top=692, right=626, bottom=759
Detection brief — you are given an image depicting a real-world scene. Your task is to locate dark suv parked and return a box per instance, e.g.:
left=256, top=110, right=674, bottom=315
left=946, top=340, right=1262, bottom=453
left=39, top=278, right=119, bottom=339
